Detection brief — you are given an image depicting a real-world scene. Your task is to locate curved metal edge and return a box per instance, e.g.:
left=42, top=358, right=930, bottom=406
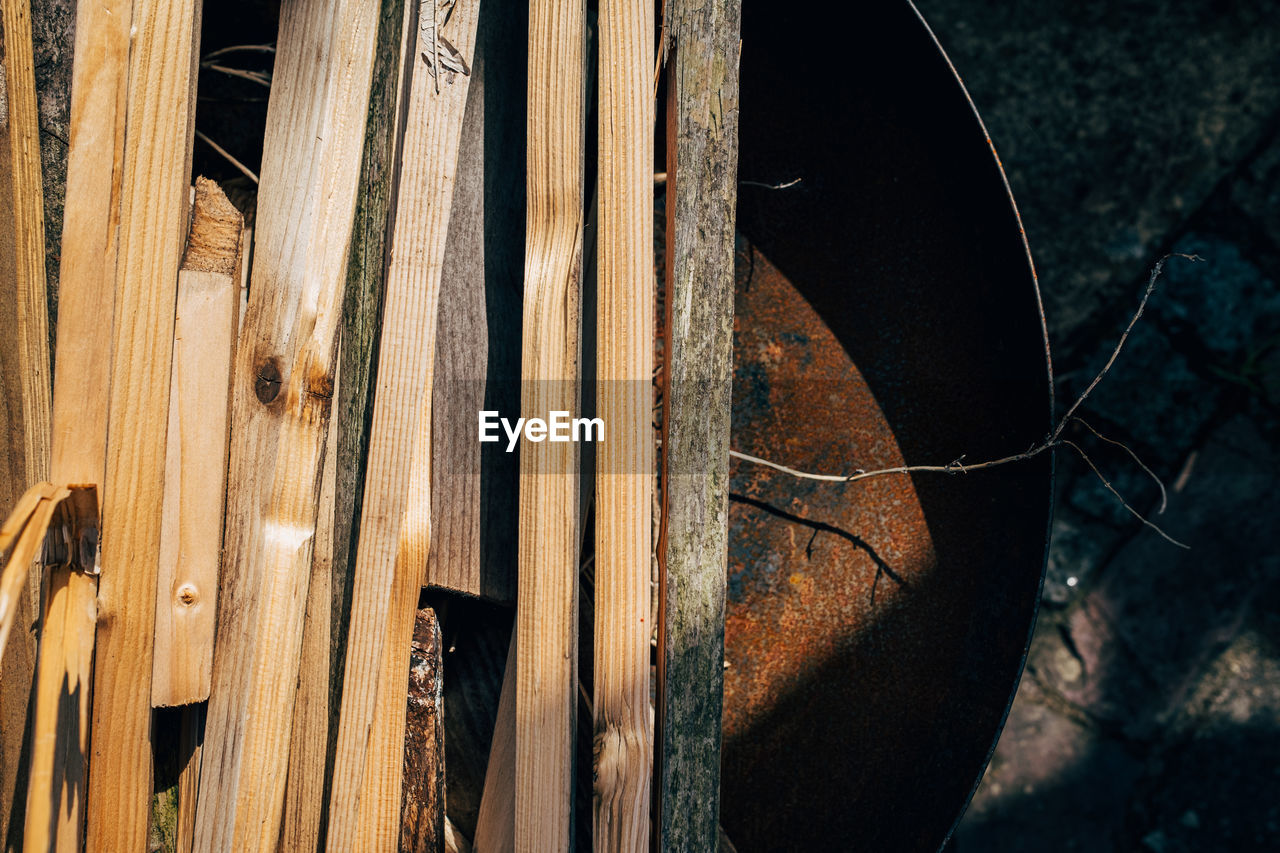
left=897, top=3, right=1060, bottom=850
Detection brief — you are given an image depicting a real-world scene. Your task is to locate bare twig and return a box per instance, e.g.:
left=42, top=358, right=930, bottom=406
left=729, top=254, right=1201, bottom=545
left=739, top=177, right=802, bottom=190
left=195, top=130, right=259, bottom=184
left=202, top=63, right=273, bottom=87
left=1059, top=440, right=1187, bottom=548
left=1072, top=416, right=1168, bottom=514
left=1053, top=253, right=1201, bottom=435
left=201, top=43, right=276, bottom=61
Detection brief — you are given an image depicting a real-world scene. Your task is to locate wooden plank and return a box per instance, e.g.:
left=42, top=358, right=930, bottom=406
left=22, top=485, right=95, bottom=853
left=85, top=0, right=205, bottom=841
left=0, top=0, right=52, bottom=614
left=515, top=0, right=586, bottom=847
left=175, top=704, right=203, bottom=853
left=592, top=0, right=654, bottom=848
left=426, top=0, right=524, bottom=604
left=24, top=0, right=135, bottom=841
left=193, top=0, right=381, bottom=844
left=325, top=3, right=481, bottom=843
left=400, top=606, right=445, bottom=853
left=329, top=0, right=413, bottom=735
left=278, top=360, right=339, bottom=853
left=654, top=1, right=742, bottom=849
left=23, top=565, right=95, bottom=853
left=152, top=178, right=243, bottom=708
left=473, top=631, right=515, bottom=852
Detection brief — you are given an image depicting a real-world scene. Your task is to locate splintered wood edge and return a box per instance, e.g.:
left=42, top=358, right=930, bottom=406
left=182, top=178, right=244, bottom=274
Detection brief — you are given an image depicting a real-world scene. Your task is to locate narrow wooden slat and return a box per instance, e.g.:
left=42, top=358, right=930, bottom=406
left=0, top=0, right=52, bottom=617
left=175, top=704, right=203, bottom=853
left=12, top=0, right=131, bottom=844
left=654, top=2, right=742, bottom=849
left=516, top=0, right=586, bottom=847
left=45, top=0, right=129, bottom=492
left=152, top=178, right=243, bottom=708
left=326, top=4, right=481, bottom=843
left=592, top=0, right=654, bottom=848
left=473, top=631, right=516, bottom=852
left=278, top=358, right=338, bottom=853
left=23, top=565, right=95, bottom=853
left=400, top=606, right=445, bottom=852
left=329, top=0, right=413, bottom=733
left=193, top=0, right=381, bottom=844
left=86, top=0, right=205, bottom=840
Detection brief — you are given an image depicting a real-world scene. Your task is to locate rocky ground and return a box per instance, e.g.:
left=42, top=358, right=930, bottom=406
left=911, top=2, right=1280, bottom=850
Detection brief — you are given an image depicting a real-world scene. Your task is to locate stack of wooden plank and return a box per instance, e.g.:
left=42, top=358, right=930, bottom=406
left=0, top=0, right=742, bottom=848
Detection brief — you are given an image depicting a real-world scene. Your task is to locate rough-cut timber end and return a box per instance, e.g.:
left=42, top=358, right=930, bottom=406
left=182, top=177, right=243, bottom=274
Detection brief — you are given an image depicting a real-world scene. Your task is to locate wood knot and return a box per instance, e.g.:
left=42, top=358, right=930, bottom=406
left=255, top=358, right=283, bottom=404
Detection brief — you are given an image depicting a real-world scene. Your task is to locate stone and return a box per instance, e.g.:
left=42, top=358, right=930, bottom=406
left=913, top=1, right=1280, bottom=358
left=954, top=675, right=1143, bottom=851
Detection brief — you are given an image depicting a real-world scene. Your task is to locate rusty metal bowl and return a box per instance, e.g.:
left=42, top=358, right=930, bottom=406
left=722, top=2, right=1053, bottom=850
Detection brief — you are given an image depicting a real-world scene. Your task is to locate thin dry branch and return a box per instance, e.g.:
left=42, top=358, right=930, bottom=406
left=729, top=254, right=1203, bottom=547
left=195, top=130, right=259, bottom=184
left=202, top=63, right=272, bottom=87
left=201, top=44, right=276, bottom=61
left=739, top=177, right=801, bottom=190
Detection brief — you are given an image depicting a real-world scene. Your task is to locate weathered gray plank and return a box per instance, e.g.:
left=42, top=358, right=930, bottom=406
left=655, top=0, right=742, bottom=849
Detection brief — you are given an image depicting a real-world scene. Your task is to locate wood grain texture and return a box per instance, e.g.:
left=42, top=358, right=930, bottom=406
left=278, top=359, right=339, bottom=853
left=426, top=0, right=524, bottom=604
left=328, top=0, right=412, bottom=770
left=0, top=0, right=52, bottom=587
left=654, top=2, right=741, bottom=850
left=592, top=1, right=654, bottom=848
left=86, top=0, right=204, bottom=842
left=151, top=179, right=243, bottom=708
left=473, top=631, right=515, bottom=852
left=14, top=0, right=129, bottom=845
left=0, top=484, right=63, bottom=661
left=324, top=3, right=481, bottom=847
left=193, top=0, right=381, bottom=844
left=400, top=606, right=445, bottom=853
left=45, top=0, right=129, bottom=491
left=0, top=108, right=47, bottom=809
left=23, top=8, right=132, bottom=840
left=23, top=565, right=95, bottom=853
left=516, top=1, right=586, bottom=848
left=175, top=705, right=203, bottom=853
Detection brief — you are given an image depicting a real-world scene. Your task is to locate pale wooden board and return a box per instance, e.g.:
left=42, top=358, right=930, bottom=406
left=0, top=0, right=50, bottom=835
left=28, top=0, right=133, bottom=838
left=278, top=361, right=338, bottom=853
left=23, top=565, right=95, bottom=853
left=592, top=1, right=655, bottom=848
left=86, top=0, right=204, bottom=842
left=515, top=0, right=586, bottom=848
left=193, top=0, right=381, bottom=845
left=654, top=2, right=742, bottom=849
left=151, top=180, right=243, bottom=708
left=325, top=3, right=482, bottom=844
